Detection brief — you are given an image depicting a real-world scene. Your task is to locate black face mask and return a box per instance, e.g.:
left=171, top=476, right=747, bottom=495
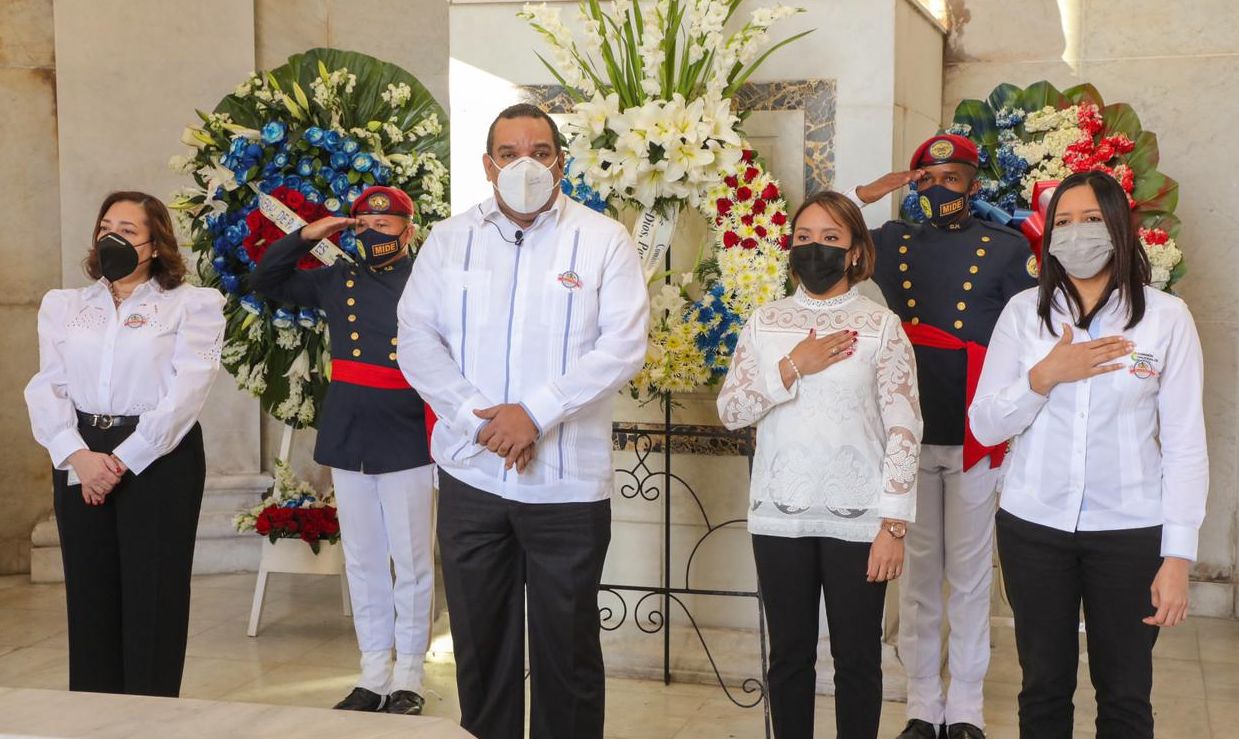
left=790, top=242, right=850, bottom=295
left=356, top=228, right=407, bottom=269
left=917, top=184, right=970, bottom=228
left=97, top=232, right=150, bottom=282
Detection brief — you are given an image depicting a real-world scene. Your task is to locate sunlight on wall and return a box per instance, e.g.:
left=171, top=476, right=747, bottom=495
left=1056, top=0, right=1084, bottom=72
left=448, top=56, right=521, bottom=214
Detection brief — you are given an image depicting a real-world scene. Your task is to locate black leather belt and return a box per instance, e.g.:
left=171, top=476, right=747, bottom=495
left=76, top=411, right=140, bottom=430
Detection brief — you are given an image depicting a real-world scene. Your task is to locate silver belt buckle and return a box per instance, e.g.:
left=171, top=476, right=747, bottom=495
left=95, top=414, right=114, bottom=430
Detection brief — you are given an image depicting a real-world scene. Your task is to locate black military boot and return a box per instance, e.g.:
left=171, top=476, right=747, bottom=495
left=332, top=686, right=384, bottom=711
left=896, top=719, right=944, bottom=738
left=384, top=690, right=426, bottom=715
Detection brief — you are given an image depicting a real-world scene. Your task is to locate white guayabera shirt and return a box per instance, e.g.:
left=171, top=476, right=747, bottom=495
left=24, top=279, right=225, bottom=474
left=969, top=286, right=1208, bottom=560
left=717, top=287, right=922, bottom=542
left=397, top=196, right=649, bottom=504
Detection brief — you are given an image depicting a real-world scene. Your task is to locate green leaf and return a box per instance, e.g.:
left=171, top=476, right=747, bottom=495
left=347, top=170, right=361, bottom=184
left=952, top=99, right=999, bottom=148
left=1101, top=102, right=1143, bottom=140
left=985, top=83, right=1023, bottom=113
left=1125, top=130, right=1161, bottom=175
left=1131, top=170, right=1179, bottom=213
left=1017, top=80, right=1069, bottom=112
left=292, top=81, right=311, bottom=112
left=724, top=29, right=814, bottom=97
left=1063, top=83, right=1104, bottom=107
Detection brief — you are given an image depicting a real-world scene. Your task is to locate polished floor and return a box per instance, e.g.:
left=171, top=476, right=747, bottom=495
left=0, top=571, right=1233, bottom=738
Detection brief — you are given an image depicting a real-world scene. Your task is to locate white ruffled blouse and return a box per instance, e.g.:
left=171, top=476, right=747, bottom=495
left=717, top=287, right=922, bottom=541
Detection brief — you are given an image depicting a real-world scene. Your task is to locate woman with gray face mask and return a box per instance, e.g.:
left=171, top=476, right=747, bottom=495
left=968, top=170, right=1207, bottom=739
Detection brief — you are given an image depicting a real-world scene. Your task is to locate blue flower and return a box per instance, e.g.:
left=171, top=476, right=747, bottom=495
left=205, top=213, right=222, bottom=232
left=229, top=137, right=247, bottom=156
left=225, top=223, right=247, bottom=246
left=373, top=165, right=390, bottom=184
left=330, top=175, right=351, bottom=196
left=901, top=192, right=927, bottom=223
left=236, top=246, right=253, bottom=266
left=296, top=158, right=314, bottom=177
left=244, top=142, right=263, bottom=161
left=303, top=188, right=324, bottom=205
left=346, top=186, right=363, bottom=204
left=212, top=236, right=228, bottom=256
left=338, top=231, right=357, bottom=250
left=220, top=273, right=241, bottom=294
left=211, top=256, right=229, bottom=273
left=330, top=151, right=350, bottom=170
left=995, top=107, right=1027, bottom=129
left=258, top=177, right=280, bottom=194
left=296, top=308, right=320, bottom=328
left=324, top=130, right=343, bottom=151
left=283, top=174, right=303, bottom=190
left=317, top=166, right=335, bottom=184
left=260, top=121, right=287, bottom=145
left=272, top=307, right=295, bottom=328
left=341, top=138, right=360, bottom=155
left=304, top=127, right=325, bottom=146
left=240, top=294, right=264, bottom=315
left=351, top=153, right=373, bottom=173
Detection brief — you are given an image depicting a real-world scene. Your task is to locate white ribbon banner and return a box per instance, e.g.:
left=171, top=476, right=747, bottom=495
left=631, top=207, right=679, bottom=281
left=248, top=183, right=352, bottom=266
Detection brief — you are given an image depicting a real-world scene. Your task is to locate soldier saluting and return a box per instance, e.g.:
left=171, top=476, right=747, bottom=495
left=845, top=134, right=1037, bottom=739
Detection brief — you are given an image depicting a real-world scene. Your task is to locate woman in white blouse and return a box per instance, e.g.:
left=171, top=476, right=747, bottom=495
left=718, top=191, right=922, bottom=739
left=970, top=170, right=1206, bottom=739
left=24, top=191, right=225, bottom=697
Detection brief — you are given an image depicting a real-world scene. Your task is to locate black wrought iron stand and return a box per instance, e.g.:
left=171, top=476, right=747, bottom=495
left=604, top=400, right=771, bottom=737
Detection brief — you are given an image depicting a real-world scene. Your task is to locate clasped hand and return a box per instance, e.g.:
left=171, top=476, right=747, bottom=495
left=475, top=404, right=539, bottom=473
left=68, top=450, right=127, bottom=505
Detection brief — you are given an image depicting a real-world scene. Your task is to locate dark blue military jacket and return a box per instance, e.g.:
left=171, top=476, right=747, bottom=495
left=871, top=217, right=1036, bottom=446
left=249, top=230, right=431, bottom=473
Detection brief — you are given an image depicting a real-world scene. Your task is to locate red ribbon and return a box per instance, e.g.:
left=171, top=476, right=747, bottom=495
left=902, top=322, right=1005, bottom=471
left=330, top=359, right=438, bottom=455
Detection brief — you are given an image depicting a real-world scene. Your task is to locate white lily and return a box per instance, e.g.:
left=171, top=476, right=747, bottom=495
left=284, top=349, right=312, bottom=384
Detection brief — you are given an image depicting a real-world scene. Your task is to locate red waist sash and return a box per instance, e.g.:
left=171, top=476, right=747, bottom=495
left=902, top=322, right=1005, bottom=471
left=330, top=359, right=438, bottom=455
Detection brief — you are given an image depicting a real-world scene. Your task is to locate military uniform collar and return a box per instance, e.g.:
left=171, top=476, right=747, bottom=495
left=919, top=216, right=978, bottom=239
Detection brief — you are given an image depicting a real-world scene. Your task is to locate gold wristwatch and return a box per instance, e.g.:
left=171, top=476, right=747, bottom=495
left=883, top=519, right=908, bottom=539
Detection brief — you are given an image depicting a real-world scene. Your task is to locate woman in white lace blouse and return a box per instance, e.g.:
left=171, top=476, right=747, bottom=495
left=718, top=191, right=922, bottom=739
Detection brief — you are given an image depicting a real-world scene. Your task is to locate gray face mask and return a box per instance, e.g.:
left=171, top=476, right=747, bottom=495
left=1048, top=221, right=1114, bottom=279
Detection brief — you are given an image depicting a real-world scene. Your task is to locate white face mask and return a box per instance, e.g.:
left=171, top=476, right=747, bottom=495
left=1048, top=221, right=1115, bottom=279
left=489, top=155, right=559, bottom=214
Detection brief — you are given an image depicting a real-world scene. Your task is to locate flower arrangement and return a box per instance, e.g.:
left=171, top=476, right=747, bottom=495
left=171, top=48, right=450, bottom=426
left=522, top=1, right=806, bottom=399
left=235, top=459, right=340, bottom=554
left=906, top=81, right=1183, bottom=291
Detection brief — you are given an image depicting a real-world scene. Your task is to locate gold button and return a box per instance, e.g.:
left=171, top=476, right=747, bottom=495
left=348, top=314, right=357, bottom=322
left=902, top=280, right=912, bottom=289
left=350, top=331, right=359, bottom=340
left=899, top=246, right=908, bottom=254
left=976, top=248, right=987, bottom=257
left=902, top=234, right=911, bottom=240
left=352, top=348, right=361, bottom=357
left=389, top=352, right=398, bottom=361
left=899, top=263, right=909, bottom=272
left=910, top=317, right=920, bottom=325
left=907, top=298, right=917, bottom=308
left=969, top=265, right=979, bottom=274
left=963, top=281, right=973, bottom=291
left=981, top=236, right=992, bottom=243
left=957, top=301, right=967, bottom=311
left=346, top=280, right=355, bottom=288
left=347, top=297, right=356, bottom=306
left=954, top=320, right=964, bottom=329
left=390, top=337, right=398, bottom=346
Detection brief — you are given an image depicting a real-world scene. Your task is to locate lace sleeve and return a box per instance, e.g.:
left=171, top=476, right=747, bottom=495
left=716, top=317, right=795, bottom=430
left=875, top=314, right=922, bottom=521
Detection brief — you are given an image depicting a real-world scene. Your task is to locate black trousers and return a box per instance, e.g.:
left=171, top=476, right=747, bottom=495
left=437, top=472, right=611, bottom=739
left=53, top=423, right=205, bottom=697
left=752, top=533, right=887, bottom=739
left=996, top=509, right=1163, bottom=739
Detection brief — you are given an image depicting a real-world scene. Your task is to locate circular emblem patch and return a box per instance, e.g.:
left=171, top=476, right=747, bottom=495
left=918, top=195, right=933, bottom=220
left=123, top=313, right=148, bottom=329
left=367, top=194, right=390, bottom=212
left=928, top=139, right=955, bottom=161
left=1026, top=254, right=1040, bottom=278
left=557, top=270, right=582, bottom=290
left=1131, top=359, right=1156, bottom=379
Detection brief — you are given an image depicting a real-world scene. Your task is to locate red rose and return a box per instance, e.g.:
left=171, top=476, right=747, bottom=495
left=771, top=211, right=788, bottom=226
left=282, top=190, right=306, bottom=210
left=255, top=510, right=271, bottom=536
left=741, top=238, right=757, bottom=250
left=724, top=175, right=739, bottom=189
left=736, top=186, right=753, bottom=202
left=245, top=209, right=265, bottom=232
left=716, top=198, right=733, bottom=216
left=742, top=150, right=756, bottom=162
left=755, top=225, right=768, bottom=238
left=779, top=234, right=790, bottom=250
left=245, top=241, right=269, bottom=265
left=723, top=231, right=740, bottom=248
left=741, top=214, right=754, bottom=226
left=751, top=199, right=767, bottom=214
left=743, top=166, right=759, bottom=183
left=761, top=183, right=780, bottom=201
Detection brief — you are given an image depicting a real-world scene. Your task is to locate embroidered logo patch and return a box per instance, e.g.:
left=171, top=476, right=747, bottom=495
left=557, top=270, right=582, bottom=291
left=1026, top=255, right=1040, bottom=278
left=367, top=193, right=390, bottom=212
left=1129, top=351, right=1160, bottom=379
left=928, top=140, right=955, bottom=160
left=918, top=195, right=933, bottom=220
left=123, top=313, right=148, bottom=329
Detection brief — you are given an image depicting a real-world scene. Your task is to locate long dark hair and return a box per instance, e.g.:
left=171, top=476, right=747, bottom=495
left=1036, top=171, right=1150, bottom=335
left=85, top=191, right=187, bottom=290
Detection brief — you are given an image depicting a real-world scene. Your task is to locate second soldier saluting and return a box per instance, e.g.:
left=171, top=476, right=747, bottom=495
left=250, top=186, right=434, bottom=716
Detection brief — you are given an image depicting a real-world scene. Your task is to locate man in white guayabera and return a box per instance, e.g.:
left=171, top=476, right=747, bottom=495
left=396, top=104, right=649, bottom=739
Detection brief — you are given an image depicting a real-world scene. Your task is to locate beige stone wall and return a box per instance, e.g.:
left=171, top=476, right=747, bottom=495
left=944, top=0, right=1239, bottom=615
left=0, top=0, right=60, bottom=574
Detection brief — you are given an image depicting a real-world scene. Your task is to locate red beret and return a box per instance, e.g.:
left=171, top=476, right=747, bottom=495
left=910, top=134, right=979, bottom=170
left=351, top=186, right=415, bottom=217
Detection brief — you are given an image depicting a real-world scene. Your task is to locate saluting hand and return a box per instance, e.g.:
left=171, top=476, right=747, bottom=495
left=1028, top=324, right=1134, bottom=396
left=855, top=169, right=925, bottom=204
left=782, top=329, right=857, bottom=388
left=67, top=450, right=124, bottom=505
left=301, top=216, right=360, bottom=242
